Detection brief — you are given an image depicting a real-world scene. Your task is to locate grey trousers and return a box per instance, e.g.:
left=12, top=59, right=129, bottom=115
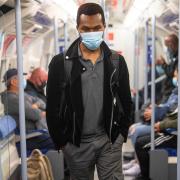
left=63, top=134, right=124, bottom=180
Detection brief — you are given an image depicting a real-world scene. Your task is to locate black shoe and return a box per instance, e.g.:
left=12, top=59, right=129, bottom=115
left=135, top=175, right=151, bottom=180
left=123, top=151, right=135, bottom=161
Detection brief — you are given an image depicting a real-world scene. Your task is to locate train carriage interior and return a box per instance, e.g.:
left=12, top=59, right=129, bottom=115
left=0, top=0, right=179, bottom=180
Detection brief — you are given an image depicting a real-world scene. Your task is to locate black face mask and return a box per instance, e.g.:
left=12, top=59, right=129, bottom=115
left=38, top=82, right=47, bottom=90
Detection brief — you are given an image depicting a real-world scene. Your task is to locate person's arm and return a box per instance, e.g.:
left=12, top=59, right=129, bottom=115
left=154, top=117, right=177, bottom=132
left=163, top=90, right=178, bottom=112
left=154, top=90, right=178, bottom=121
left=154, top=106, right=169, bottom=122
left=32, top=96, right=46, bottom=111
left=6, top=93, right=42, bottom=122
left=159, top=117, right=177, bottom=130
left=24, top=95, right=42, bottom=122
left=46, top=54, right=67, bottom=149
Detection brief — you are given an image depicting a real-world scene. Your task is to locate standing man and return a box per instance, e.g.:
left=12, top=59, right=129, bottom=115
left=46, top=3, right=132, bottom=180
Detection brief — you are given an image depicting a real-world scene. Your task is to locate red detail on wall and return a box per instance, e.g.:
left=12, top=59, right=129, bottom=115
left=3, top=34, right=16, bottom=56
left=108, top=32, right=114, bottom=41
left=122, top=0, right=126, bottom=10
left=111, top=0, right=118, bottom=8
left=22, top=36, right=32, bottom=48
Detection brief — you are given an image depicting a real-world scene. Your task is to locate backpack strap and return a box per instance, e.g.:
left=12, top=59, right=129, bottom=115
left=63, top=50, right=120, bottom=82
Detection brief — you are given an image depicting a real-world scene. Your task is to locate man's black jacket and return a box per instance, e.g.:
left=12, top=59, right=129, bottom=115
left=46, top=38, right=132, bottom=150
left=25, top=80, right=46, bottom=103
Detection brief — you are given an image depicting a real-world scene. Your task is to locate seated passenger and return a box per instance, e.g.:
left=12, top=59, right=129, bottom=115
left=25, top=67, right=47, bottom=103
left=0, top=68, right=54, bottom=154
left=123, top=68, right=178, bottom=176
left=135, top=108, right=177, bottom=180
left=156, top=34, right=178, bottom=103
left=130, top=67, right=178, bottom=145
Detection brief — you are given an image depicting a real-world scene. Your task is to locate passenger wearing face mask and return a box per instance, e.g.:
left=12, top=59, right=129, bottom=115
left=134, top=67, right=178, bottom=180
left=0, top=68, right=54, bottom=154
left=156, top=34, right=178, bottom=103
left=25, top=67, right=47, bottom=104
left=46, top=3, right=132, bottom=180
left=0, top=68, right=48, bottom=131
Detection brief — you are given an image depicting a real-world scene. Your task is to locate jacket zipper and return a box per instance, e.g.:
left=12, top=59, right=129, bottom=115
left=73, top=112, right=75, bottom=144
left=109, top=69, right=116, bottom=143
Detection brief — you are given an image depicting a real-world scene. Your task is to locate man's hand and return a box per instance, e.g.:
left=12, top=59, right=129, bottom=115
left=144, top=108, right=152, bottom=121
left=154, top=122, right=161, bottom=132
left=32, top=103, right=39, bottom=109
left=41, top=111, right=46, bottom=118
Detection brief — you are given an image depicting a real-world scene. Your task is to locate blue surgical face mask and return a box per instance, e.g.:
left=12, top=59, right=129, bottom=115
left=23, top=78, right=27, bottom=89
left=156, top=65, right=164, bottom=76
left=80, top=31, right=103, bottom=50
left=172, top=77, right=178, bottom=87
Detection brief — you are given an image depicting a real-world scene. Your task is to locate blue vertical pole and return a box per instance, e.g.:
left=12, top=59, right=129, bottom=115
left=100, top=0, right=107, bottom=40
left=133, top=30, right=136, bottom=93
left=64, top=23, right=67, bottom=50
left=177, top=0, right=180, bottom=179
left=54, top=17, right=59, bottom=55
left=100, top=0, right=105, bottom=13
left=151, top=15, right=156, bottom=150
left=144, top=21, right=148, bottom=104
left=135, top=30, right=139, bottom=122
left=15, top=0, right=27, bottom=179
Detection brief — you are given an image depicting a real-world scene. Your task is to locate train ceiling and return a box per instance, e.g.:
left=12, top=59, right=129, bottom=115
left=0, top=0, right=179, bottom=39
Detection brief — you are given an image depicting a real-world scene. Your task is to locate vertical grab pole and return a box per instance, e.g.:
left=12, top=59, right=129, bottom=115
left=177, top=0, right=180, bottom=179
left=15, top=0, right=27, bottom=179
left=144, top=21, right=148, bottom=104
left=54, top=17, right=59, bottom=55
left=64, top=22, right=68, bottom=50
left=100, top=0, right=107, bottom=40
left=100, top=0, right=105, bottom=14
left=133, top=30, right=137, bottom=121
left=151, top=15, right=156, bottom=150
left=133, top=30, right=136, bottom=94
left=135, top=30, right=139, bottom=122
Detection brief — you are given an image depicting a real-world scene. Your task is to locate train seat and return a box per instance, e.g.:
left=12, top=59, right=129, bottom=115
left=0, top=115, right=19, bottom=180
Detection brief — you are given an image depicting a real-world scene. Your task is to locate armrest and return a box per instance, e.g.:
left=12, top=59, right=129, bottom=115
left=15, top=131, right=43, bottom=142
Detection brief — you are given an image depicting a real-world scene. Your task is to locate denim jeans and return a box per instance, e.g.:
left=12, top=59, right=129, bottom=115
left=129, top=123, right=151, bottom=146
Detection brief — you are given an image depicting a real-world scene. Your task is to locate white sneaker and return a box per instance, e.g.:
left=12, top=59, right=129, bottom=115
left=123, top=163, right=141, bottom=176
left=123, top=159, right=136, bottom=170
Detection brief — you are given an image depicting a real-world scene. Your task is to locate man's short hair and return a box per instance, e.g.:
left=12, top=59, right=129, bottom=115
left=169, top=34, right=178, bottom=46
left=76, top=3, right=105, bottom=27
